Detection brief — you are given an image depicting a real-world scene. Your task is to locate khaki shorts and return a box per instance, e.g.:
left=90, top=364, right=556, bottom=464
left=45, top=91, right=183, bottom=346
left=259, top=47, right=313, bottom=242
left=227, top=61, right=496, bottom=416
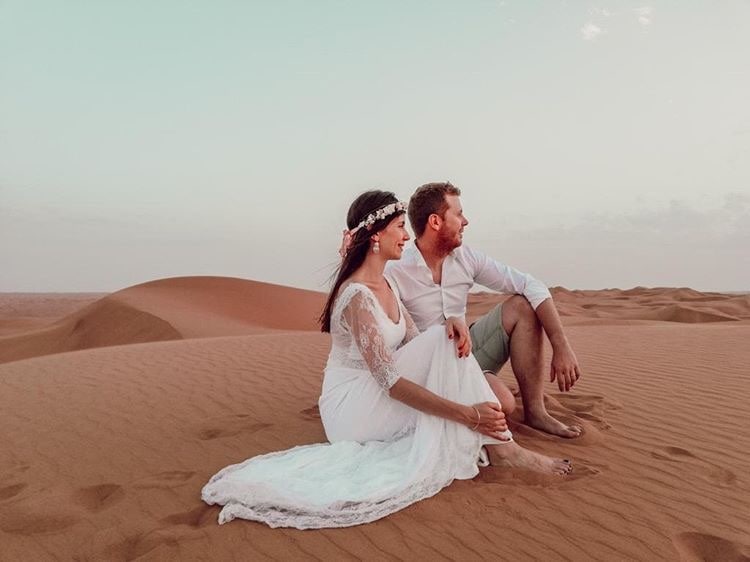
left=469, top=304, right=510, bottom=373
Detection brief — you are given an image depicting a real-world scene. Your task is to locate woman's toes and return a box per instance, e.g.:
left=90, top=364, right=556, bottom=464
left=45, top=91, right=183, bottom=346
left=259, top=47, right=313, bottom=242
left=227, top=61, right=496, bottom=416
left=553, top=459, right=573, bottom=474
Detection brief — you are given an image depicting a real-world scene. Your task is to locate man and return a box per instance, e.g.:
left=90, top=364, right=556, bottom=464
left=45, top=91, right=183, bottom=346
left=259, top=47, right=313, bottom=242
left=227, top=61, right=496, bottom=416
left=385, top=182, right=582, bottom=438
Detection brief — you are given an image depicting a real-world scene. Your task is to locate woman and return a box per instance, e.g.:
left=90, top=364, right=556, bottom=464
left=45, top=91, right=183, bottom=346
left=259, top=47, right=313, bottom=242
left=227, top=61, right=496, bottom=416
left=202, top=191, right=572, bottom=529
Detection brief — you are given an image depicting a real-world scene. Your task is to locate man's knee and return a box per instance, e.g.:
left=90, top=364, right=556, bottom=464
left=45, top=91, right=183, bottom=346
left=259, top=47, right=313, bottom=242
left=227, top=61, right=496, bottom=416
left=500, top=394, right=516, bottom=416
left=486, top=374, right=517, bottom=415
left=502, top=295, right=539, bottom=334
left=506, top=295, right=534, bottom=316
left=500, top=390, right=517, bottom=416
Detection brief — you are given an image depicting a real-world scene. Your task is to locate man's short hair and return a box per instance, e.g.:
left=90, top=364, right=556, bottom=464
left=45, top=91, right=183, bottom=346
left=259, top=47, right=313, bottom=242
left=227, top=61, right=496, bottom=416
left=408, top=182, right=462, bottom=237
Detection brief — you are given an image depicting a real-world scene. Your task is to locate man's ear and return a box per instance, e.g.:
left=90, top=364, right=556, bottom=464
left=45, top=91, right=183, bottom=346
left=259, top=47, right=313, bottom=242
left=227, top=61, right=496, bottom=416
left=427, top=213, right=442, bottom=231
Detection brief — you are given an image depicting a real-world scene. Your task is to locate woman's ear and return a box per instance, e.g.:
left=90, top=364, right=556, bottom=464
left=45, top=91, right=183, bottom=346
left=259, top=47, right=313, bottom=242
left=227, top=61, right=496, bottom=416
left=370, top=233, right=380, bottom=242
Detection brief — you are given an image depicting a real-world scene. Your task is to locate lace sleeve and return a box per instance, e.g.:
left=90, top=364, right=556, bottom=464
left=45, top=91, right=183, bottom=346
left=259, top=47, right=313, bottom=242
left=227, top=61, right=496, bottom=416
left=402, top=305, right=420, bottom=344
left=340, top=290, right=401, bottom=391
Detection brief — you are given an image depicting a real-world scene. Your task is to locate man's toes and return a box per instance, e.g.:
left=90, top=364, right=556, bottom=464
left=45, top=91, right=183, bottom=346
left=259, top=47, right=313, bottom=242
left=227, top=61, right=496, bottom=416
left=566, top=425, right=582, bottom=436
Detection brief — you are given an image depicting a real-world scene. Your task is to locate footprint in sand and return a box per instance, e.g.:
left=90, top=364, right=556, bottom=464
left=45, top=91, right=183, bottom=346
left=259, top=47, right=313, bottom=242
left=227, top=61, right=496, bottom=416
left=0, top=495, right=80, bottom=536
left=133, top=470, right=196, bottom=489
left=651, top=446, right=737, bottom=487
left=505, top=392, right=614, bottom=444
left=196, top=415, right=271, bottom=441
left=0, top=462, right=30, bottom=482
left=0, top=482, right=28, bottom=501
left=651, top=446, right=695, bottom=460
left=0, top=511, right=79, bottom=535
left=160, top=504, right=215, bottom=529
left=87, top=506, right=212, bottom=559
left=103, top=528, right=185, bottom=561
left=546, top=393, right=614, bottom=429
left=672, top=531, right=750, bottom=562
left=73, top=483, right=125, bottom=512
left=80, top=522, right=203, bottom=561
left=300, top=405, right=321, bottom=420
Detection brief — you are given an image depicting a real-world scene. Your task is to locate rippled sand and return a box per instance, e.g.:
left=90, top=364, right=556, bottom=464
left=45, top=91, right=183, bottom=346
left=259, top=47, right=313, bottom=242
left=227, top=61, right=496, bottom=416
left=1, top=278, right=748, bottom=561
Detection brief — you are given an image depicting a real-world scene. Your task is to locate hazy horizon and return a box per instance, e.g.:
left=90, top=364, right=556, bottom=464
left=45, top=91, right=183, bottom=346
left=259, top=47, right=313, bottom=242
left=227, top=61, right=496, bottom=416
left=2, top=1, right=748, bottom=293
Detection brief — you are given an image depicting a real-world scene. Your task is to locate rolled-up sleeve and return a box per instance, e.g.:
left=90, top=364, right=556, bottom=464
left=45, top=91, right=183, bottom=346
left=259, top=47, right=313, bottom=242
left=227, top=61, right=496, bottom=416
left=464, top=246, right=552, bottom=310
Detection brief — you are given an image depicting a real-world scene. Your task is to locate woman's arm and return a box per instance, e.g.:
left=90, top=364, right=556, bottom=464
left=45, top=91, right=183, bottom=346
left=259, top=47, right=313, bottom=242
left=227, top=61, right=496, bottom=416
left=342, top=290, right=507, bottom=438
left=389, top=378, right=507, bottom=438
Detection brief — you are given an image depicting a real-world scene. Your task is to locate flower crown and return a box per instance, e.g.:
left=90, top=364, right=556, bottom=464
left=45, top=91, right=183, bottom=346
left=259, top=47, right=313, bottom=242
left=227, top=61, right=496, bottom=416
left=339, top=201, right=407, bottom=257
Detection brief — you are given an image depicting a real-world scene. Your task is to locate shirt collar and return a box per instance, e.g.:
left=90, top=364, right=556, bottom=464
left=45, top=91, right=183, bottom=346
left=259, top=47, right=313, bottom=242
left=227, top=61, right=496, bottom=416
left=401, top=243, right=429, bottom=270
left=406, top=241, right=458, bottom=270
left=400, top=244, right=423, bottom=266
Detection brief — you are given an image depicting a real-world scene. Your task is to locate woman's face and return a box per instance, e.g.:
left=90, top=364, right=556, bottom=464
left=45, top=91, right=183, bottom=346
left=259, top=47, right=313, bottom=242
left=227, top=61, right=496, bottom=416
left=375, top=213, right=410, bottom=260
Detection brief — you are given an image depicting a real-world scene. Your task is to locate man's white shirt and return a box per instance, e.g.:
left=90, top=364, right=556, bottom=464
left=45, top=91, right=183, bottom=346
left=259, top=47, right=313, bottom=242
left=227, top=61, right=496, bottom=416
left=385, top=244, right=552, bottom=332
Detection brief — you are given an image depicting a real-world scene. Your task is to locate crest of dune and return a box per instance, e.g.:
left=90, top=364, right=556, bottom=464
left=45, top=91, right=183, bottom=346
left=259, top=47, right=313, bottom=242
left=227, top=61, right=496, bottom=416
left=0, top=277, right=326, bottom=364
left=633, top=304, right=739, bottom=323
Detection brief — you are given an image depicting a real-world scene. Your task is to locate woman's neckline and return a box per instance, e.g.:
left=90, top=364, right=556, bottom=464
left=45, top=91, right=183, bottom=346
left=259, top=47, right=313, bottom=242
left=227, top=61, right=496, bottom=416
left=340, top=280, right=402, bottom=326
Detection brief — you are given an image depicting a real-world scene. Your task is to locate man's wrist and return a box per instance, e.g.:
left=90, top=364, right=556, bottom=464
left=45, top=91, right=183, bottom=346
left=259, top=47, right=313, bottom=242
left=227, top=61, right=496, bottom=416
left=548, top=333, right=570, bottom=350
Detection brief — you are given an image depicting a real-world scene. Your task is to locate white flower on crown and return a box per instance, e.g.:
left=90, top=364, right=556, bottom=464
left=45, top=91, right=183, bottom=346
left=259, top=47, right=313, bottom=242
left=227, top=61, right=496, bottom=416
left=354, top=201, right=407, bottom=233
left=338, top=201, right=408, bottom=257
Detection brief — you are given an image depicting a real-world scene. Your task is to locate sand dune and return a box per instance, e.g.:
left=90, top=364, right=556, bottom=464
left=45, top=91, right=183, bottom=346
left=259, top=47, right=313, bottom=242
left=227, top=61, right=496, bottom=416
left=0, top=293, right=105, bottom=337
left=3, top=280, right=746, bottom=365
left=113, top=276, right=326, bottom=335
left=1, top=280, right=749, bottom=560
left=472, top=292, right=750, bottom=323
left=0, top=277, right=325, bottom=364
left=0, top=298, right=182, bottom=365
left=543, top=287, right=750, bottom=322
left=630, top=304, right=740, bottom=323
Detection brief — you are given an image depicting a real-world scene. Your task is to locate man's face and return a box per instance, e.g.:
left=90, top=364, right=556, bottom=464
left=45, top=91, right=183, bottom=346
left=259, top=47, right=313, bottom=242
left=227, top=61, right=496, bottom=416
left=436, top=195, right=469, bottom=251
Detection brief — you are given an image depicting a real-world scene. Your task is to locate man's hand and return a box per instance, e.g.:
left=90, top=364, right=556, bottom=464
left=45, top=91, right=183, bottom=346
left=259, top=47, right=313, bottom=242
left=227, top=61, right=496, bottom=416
left=549, top=341, right=582, bottom=392
left=445, top=316, right=472, bottom=358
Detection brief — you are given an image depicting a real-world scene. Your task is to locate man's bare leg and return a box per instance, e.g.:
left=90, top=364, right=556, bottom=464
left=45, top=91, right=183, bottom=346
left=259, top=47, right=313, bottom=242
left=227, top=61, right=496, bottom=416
left=501, top=296, right=582, bottom=438
left=483, top=373, right=516, bottom=416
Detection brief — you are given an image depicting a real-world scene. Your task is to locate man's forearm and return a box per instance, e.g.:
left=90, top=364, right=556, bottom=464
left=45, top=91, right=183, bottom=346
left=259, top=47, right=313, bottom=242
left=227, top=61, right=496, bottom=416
left=533, top=296, right=582, bottom=391
left=533, top=298, right=569, bottom=349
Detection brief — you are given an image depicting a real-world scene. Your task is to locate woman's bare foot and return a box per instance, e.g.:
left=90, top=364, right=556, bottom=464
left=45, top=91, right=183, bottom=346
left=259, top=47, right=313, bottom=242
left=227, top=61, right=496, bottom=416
left=486, top=441, right=572, bottom=475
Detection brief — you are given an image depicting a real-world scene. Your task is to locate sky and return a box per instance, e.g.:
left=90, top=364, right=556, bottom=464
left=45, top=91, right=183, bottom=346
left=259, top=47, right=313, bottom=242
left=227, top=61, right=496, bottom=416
left=1, top=0, right=748, bottom=292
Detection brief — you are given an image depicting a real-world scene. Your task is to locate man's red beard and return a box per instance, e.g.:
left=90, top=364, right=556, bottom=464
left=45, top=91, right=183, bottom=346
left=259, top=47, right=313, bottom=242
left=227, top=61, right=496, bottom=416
left=436, top=228, right=462, bottom=253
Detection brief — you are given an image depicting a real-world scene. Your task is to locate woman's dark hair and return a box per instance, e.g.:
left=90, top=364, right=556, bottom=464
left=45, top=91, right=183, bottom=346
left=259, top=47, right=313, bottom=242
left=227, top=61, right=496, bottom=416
left=319, top=190, right=405, bottom=332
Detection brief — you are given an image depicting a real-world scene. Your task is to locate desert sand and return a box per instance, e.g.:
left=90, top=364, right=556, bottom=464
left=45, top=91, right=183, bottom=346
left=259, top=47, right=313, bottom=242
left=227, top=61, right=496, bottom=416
left=1, top=277, right=749, bottom=561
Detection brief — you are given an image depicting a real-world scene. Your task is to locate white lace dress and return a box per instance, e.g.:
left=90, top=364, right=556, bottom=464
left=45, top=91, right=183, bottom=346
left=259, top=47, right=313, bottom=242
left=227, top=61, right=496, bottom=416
left=201, top=282, right=513, bottom=529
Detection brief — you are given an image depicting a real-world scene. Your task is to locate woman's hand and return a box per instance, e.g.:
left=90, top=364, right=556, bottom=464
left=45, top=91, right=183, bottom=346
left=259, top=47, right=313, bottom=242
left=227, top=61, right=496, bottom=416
left=465, top=402, right=509, bottom=440
left=445, top=316, right=472, bottom=358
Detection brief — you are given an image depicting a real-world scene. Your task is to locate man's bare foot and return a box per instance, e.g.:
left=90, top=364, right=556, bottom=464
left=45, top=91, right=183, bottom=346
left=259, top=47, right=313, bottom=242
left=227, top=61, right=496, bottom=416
left=525, top=411, right=582, bottom=438
left=486, top=442, right=572, bottom=475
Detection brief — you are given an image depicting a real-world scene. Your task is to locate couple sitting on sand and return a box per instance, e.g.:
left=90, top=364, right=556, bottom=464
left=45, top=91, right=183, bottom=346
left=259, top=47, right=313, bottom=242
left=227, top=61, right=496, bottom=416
left=202, top=182, right=583, bottom=529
